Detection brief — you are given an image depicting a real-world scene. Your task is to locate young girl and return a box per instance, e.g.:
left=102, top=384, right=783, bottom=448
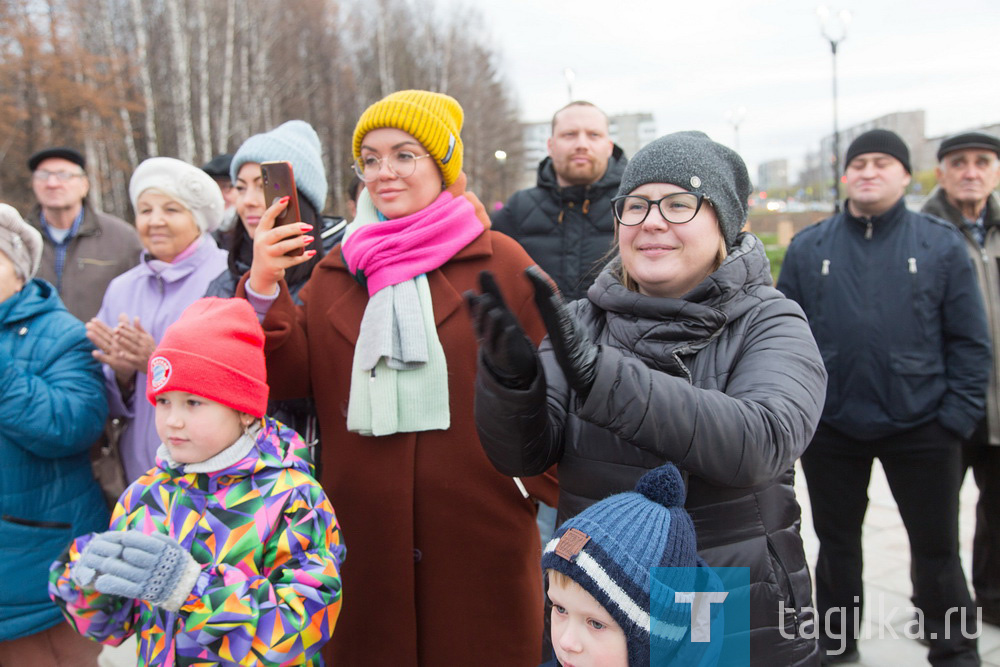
left=50, top=297, right=344, bottom=666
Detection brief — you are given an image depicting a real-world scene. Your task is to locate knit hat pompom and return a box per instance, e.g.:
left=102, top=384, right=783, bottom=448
left=230, top=120, right=328, bottom=213
left=130, top=157, right=225, bottom=233
left=352, top=90, right=464, bottom=187
left=635, top=463, right=686, bottom=508
left=617, top=131, right=751, bottom=248
left=541, top=462, right=703, bottom=666
left=0, top=203, right=43, bottom=282
left=147, top=297, right=268, bottom=417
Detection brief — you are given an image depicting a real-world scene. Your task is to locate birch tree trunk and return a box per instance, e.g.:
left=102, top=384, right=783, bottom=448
left=165, top=0, right=195, bottom=163
left=129, top=0, right=158, bottom=156
left=195, top=0, right=211, bottom=163
left=100, top=0, right=138, bottom=167
left=217, top=0, right=236, bottom=153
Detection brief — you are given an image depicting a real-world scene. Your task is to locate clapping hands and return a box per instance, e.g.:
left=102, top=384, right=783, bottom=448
left=86, top=314, right=157, bottom=387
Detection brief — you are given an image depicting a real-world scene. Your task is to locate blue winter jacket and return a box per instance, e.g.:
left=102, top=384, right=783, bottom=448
left=777, top=198, right=991, bottom=441
left=0, top=279, right=109, bottom=640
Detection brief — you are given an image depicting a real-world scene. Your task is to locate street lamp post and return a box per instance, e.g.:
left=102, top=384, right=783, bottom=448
left=494, top=150, right=508, bottom=204
left=818, top=6, right=851, bottom=212
left=725, top=106, right=747, bottom=154
left=564, top=68, right=575, bottom=102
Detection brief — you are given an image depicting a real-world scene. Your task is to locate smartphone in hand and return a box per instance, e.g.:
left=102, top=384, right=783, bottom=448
left=260, top=160, right=304, bottom=257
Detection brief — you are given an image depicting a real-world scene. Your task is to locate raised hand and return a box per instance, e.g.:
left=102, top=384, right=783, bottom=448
left=248, top=195, right=315, bottom=296
left=525, top=266, right=600, bottom=399
left=464, top=271, right=538, bottom=389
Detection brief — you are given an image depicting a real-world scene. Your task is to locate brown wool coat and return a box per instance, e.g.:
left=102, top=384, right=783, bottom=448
left=239, top=229, right=557, bottom=666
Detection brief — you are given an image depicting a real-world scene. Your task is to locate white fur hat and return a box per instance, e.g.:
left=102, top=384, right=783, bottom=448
left=129, top=157, right=225, bottom=232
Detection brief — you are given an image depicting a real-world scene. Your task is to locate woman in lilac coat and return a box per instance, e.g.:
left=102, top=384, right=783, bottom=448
left=86, top=158, right=228, bottom=481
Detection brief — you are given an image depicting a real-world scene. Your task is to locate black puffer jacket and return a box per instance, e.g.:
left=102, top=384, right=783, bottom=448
left=476, top=234, right=826, bottom=666
left=492, top=146, right=626, bottom=300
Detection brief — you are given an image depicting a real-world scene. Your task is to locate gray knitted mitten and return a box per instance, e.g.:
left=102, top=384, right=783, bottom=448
left=74, top=530, right=201, bottom=612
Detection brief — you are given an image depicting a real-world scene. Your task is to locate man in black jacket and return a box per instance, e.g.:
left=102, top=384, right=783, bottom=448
left=778, top=129, right=989, bottom=666
left=493, top=101, right=626, bottom=301
left=922, top=131, right=1000, bottom=628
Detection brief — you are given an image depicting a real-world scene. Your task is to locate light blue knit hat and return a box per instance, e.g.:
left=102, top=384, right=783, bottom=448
left=542, top=464, right=718, bottom=666
left=230, top=120, right=328, bottom=213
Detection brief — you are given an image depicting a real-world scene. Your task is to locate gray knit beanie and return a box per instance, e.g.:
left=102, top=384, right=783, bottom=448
left=0, top=203, right=44, bottom=282
left=230, top=120, right=328, bottom=213
left=617, top=131, right=750, bottom=247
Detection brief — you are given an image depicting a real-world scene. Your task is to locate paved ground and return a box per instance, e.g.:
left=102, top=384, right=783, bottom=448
left=100, top=461, right=998, bottom=666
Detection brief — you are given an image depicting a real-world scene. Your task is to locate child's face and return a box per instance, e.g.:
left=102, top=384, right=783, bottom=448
left=548, top=574, right=629, bottom=667
left=155, top=391, right=249, bottom=464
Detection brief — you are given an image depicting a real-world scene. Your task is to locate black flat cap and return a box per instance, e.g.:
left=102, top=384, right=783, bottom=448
left=28, top=147, right=86, bottom=172
left=201, top=153, right=235, bottom=178
left=937, top=132, right=1000, bottom=161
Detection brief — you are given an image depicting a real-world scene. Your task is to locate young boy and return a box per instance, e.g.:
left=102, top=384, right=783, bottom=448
left=540, top=463, right=720, bottom=667
left=49, top=297, right=345, bottom=666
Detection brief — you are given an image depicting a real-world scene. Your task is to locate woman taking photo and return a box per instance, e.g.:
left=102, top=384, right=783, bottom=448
left=469, top=131, right=827, bottom=666
left=0, top=204, right=108, bottom=666
left=206, top=120, right=345, bottom=439
left=240, top=90, right=556, bottom=666
left=86, top=158, right=227, bottom=481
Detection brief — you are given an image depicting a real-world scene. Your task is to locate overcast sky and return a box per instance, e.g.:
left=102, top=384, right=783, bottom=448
left=469, top=0, right=1000, bottom=179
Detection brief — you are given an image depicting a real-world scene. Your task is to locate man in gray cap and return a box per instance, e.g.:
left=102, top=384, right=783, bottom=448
left=778, top=128, right=988, bottom=665
left=923, top=130, right=1000, bottom=627
left=26, top=146, right=142, bottom=321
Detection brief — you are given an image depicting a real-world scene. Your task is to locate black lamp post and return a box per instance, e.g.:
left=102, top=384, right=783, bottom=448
left=818, top=6, right=851, bottom=212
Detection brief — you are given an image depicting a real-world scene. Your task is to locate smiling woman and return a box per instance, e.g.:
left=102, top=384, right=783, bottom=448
left=86, top=158, right=228, bottom=482
left=470, top=130, right=829, bottom=666
left=238, top=90, right=558, bottom=665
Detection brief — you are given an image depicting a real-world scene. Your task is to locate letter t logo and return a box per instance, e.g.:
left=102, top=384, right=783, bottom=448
left=675, top=591, right=729, bottom=642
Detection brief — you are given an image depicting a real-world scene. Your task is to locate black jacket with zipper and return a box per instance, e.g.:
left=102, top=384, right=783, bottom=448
left=778, top=197, right=990, bottom=441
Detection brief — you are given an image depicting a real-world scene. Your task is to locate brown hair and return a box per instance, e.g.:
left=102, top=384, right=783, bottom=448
left=551, top=101, right=609, bottom=134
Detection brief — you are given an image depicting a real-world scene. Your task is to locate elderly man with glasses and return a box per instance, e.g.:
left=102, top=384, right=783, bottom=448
left=26, top=146, right=142, bottom=321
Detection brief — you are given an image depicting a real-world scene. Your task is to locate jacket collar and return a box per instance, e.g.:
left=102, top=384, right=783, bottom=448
left=536, top=144, right=628, bottom=200
left=843, top=197, right=907, bottom=234
left=138, top=234, right=221, bottom=284
left=317, top=229, right=493, bottom=345
left=923, top=187, right=1000, bottom=228
left=30, top=203, right=104, bottom=238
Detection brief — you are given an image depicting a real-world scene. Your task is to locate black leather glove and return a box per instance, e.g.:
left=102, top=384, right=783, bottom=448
left=525, top=266, right=600, bottom=399
left=464, top=271, right=538, bottom=389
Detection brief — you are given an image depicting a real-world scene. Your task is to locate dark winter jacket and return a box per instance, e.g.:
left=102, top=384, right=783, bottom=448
left=492, top=146, right=626, bottom=300
left=28, top=204, right=143, bottom=322
left=0, top=279, right=108, bottom=640
left=922, top=188, right=1000, bottom=445
left=778, top=197, right=991, bottom=441
left=477, top=234, right=827, bottom=666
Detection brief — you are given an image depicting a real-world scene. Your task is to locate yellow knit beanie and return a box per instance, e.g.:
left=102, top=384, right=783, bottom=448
left=352, top=90, right=464, bottom=187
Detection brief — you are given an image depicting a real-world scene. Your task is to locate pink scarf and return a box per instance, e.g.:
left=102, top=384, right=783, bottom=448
left=341, top=191, right=485, bottom=296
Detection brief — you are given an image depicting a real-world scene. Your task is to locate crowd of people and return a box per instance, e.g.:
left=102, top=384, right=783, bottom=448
left=0, top=87, right=997, bottom=667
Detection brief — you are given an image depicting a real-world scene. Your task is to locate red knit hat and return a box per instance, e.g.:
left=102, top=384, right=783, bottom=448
left=146, top=298, right=268, bottom=417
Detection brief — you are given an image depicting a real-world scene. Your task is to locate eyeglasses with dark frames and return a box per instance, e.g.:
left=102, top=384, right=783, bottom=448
left=611, top=193, right=710, bottom=226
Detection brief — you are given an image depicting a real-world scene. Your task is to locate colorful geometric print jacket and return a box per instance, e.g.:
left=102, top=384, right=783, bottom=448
left=49, top=418, right=345, bottom=666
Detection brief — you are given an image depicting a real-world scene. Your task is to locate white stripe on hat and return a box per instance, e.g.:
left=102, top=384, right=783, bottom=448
left=544, top=538, right=688, bottom=641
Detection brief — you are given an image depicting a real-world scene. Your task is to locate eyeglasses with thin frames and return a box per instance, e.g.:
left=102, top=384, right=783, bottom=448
left=352, top=151, right=433, bottom=182
left=611, top=193, right=710, bottom=226
left=33, top=169, right=85, bottom=183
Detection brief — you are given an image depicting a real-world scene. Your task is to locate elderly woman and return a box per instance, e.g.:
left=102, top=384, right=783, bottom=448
left=469, top=131, right=828, bottom=666
left=86, top=158, right=227, bottom=481
left=0, top=204, right=108, bottom=666
left=241, top=90, right=557, bottom=665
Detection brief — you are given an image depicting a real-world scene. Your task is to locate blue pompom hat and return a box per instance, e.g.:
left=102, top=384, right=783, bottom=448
left=230, top=120, right=328, bottom=213
left=542, top=463, right=714, bottom=666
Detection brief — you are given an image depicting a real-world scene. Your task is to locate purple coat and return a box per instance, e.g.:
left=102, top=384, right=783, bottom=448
left=95, top=236, right=228, bottom=481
